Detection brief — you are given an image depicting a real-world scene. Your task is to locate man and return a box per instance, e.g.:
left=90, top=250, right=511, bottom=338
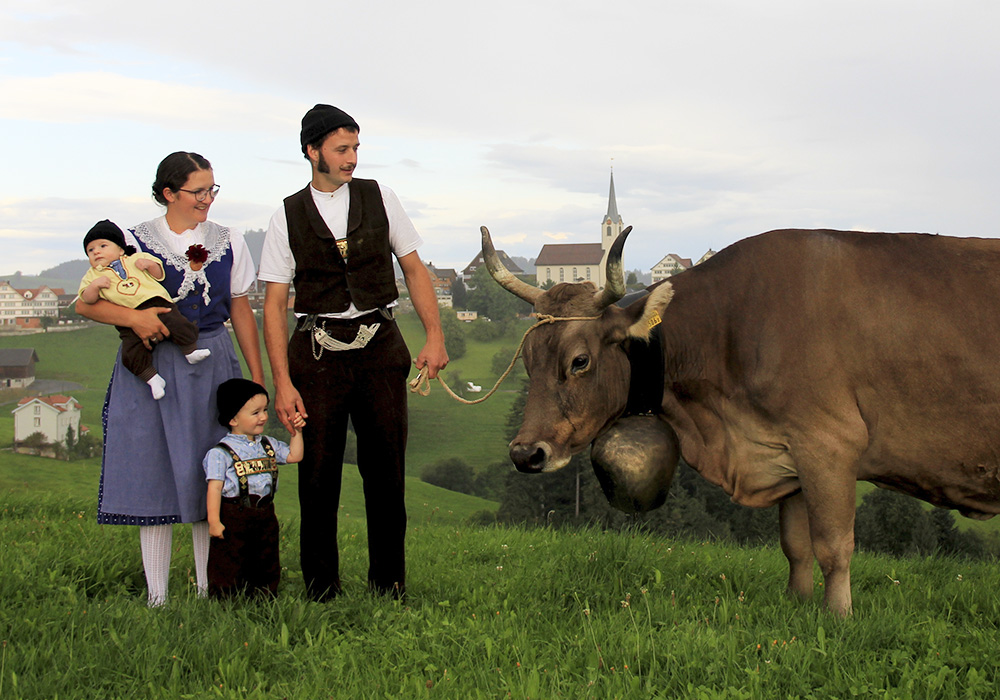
left=259, top=104, right=448, bottom=600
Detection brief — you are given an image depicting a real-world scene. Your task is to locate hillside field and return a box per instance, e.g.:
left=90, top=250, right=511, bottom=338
left=2, top=316, right=1000, bottom=698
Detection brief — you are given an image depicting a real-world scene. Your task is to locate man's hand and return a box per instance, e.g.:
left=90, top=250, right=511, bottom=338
left=274, top=381, right=309, bottom=435
left=415, top=338, right=449, bottom=379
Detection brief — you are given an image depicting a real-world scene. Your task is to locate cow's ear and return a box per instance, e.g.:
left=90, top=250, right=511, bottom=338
left=622, top=282, right=673, bottom=341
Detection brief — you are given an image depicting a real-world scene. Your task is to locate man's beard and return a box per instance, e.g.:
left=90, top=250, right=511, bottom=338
left=317, top=152, right=331, bottom=174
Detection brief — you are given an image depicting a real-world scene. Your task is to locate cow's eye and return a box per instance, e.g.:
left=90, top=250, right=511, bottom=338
left=570, top=355, right=590, bottom=374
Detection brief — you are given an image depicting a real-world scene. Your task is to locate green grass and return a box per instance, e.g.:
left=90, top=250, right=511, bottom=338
left=0, top=452, right=496, bottom=527
left=1, top=490, right=998, bottom=699
left=396, top=313, right=522, bottom=474
left=0, top=312, right=520, bottom=478
left=2, top=318, right=1000, bottom=698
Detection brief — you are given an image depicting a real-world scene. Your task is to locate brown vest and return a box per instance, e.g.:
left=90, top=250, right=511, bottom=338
left=284, top=178, right=399, bottom=313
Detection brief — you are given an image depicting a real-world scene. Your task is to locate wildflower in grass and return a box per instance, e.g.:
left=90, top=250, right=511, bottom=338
left=957, top=574, right=964, bottom=581
left=720, top=573, right=726, bottom=581
left=496, top=566, right=503, bottom=571
left=501, top=544, right=508, bottom=550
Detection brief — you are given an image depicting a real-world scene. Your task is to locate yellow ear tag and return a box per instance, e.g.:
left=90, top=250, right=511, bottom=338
left=647, top=310, right=662, bottom=330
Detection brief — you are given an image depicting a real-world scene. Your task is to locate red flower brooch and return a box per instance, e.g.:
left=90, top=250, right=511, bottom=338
left=186, top=244, right=209, bottom=271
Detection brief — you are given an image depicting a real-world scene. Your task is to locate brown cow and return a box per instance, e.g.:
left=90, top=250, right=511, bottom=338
left=483, top=225, right=1000, bottom=616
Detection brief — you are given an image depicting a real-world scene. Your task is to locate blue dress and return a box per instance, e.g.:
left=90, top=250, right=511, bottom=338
left=97, top=219, right=244, bottom=525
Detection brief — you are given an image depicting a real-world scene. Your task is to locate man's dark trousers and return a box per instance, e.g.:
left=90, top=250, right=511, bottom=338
left=289, top=317, right=411, bottom=599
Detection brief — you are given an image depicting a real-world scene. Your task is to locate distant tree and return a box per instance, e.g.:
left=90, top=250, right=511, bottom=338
left=442, top=369, right=468, bottom=398
left=490, top=346, right=524, bottom=381
left=626, top=271, right=638, bottom=286
left=70, top=433, right=100, bottom=460
left=439, top=311, right=467, bottom=360
left=19, top=432, right=49, bottom=449
left=468, top=317, right=509, bottom=342
left=451, top=277, right=468, bottom=309
left=855, top=488, right=937, bottom=557
left=473, top=462, right=509, bottom=500
left=927, top=507, right=989, bottom=559
left=421, top=458, right=476, bottom=495
left=60, top=305, right=83, bottom=323
left=466, top=266, right=532, bottom=321
left=65, top=425, right=76, bottom=448
left=40, top=316, right=55, bottom=332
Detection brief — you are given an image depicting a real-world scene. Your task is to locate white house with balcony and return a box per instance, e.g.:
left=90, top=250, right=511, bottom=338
left=13, top=394, right=83, bottom=450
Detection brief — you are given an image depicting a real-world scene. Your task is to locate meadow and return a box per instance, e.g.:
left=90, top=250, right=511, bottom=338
left=1, top=318, right=999, bottom=698
left=0, top=315, right=520, bottom=477
left=2, top=487, right=999, bottom=699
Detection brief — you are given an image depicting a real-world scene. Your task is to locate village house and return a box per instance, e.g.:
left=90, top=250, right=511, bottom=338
left=462, top=250, right=523, bottom=286
left=650, top=249, right=716, bottom=283
left=0, top=282, right=63, bottom=328
left=425, top=263, right=458, bottom=308
left=12, top=394, right=86, bottom=454
left=0, top=348, right=39, bottom=389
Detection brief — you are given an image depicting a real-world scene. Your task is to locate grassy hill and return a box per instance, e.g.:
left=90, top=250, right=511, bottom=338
left=0, top=312, right=514, bottom=524
left=2, top=489, right=998, bottom=699
left=2, top=313, right=999, bottom=698
left=0, top=312, right=522, bottom=475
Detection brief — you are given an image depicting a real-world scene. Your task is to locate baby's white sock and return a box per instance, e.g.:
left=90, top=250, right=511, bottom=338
left=147, top=374, right=166, bottom=400
left=185, top=349, right=211, bottom=365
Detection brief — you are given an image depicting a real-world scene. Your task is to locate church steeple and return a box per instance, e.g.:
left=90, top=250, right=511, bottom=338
left=606, top=169, right=620, bottom=224
left=602, top=167, right=623, bottom=253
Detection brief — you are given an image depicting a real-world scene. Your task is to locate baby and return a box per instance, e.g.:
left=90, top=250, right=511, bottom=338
left=79, top=219, right=210, bottom=399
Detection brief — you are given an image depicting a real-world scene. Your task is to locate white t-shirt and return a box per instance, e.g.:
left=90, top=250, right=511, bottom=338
left=124, top=216, right=257, bottom=297
left=258, top=181, right=422, bottom=317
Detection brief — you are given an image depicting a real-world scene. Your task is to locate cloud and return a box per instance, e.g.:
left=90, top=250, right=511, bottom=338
left=0, top=72, right=304, bottom=133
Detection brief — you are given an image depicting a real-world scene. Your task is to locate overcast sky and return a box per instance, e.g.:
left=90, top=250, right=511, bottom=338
left=2, top=1, right=999, bottom=278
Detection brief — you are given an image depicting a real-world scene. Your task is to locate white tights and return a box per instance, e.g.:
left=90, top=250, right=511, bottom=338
left=139, top=522, right=210, bottom=606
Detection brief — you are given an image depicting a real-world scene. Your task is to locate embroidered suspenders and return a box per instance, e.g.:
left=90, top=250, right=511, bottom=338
left=214, top=437, right=278, bottom=507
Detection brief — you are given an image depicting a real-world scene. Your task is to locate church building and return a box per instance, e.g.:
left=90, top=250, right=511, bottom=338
left=534, top=171, right=625, bottom=288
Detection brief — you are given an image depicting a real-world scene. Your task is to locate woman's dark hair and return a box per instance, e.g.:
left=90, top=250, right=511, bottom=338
left=152, top=152, right=212, bottom=205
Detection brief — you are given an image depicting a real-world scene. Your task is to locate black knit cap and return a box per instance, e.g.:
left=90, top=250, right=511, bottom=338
left=83, top=220, right=136, bottom=255
left=217, top=378, right=269, bottom=428
left=300, top=104, right=360, bottom=154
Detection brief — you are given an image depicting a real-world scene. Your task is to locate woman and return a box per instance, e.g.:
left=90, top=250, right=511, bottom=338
left=77, top=152, right=264, bottom=606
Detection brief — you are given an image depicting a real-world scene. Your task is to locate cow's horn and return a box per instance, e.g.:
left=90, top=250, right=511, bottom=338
left=481, top=226, right=543, bottom=306
left=593, top=226, right=632, bottom=309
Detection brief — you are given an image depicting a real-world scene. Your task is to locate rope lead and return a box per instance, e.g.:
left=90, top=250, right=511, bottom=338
left=407, top=313, right=602, bottom=405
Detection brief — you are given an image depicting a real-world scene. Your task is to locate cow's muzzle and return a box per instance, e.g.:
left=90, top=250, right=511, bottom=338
left=510, top=441, right=556, bottom=473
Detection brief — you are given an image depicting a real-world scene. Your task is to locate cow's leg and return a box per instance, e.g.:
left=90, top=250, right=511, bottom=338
left=779, top=492, right=814, bottom=600
left=802, top=476, right=856, bottom=617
